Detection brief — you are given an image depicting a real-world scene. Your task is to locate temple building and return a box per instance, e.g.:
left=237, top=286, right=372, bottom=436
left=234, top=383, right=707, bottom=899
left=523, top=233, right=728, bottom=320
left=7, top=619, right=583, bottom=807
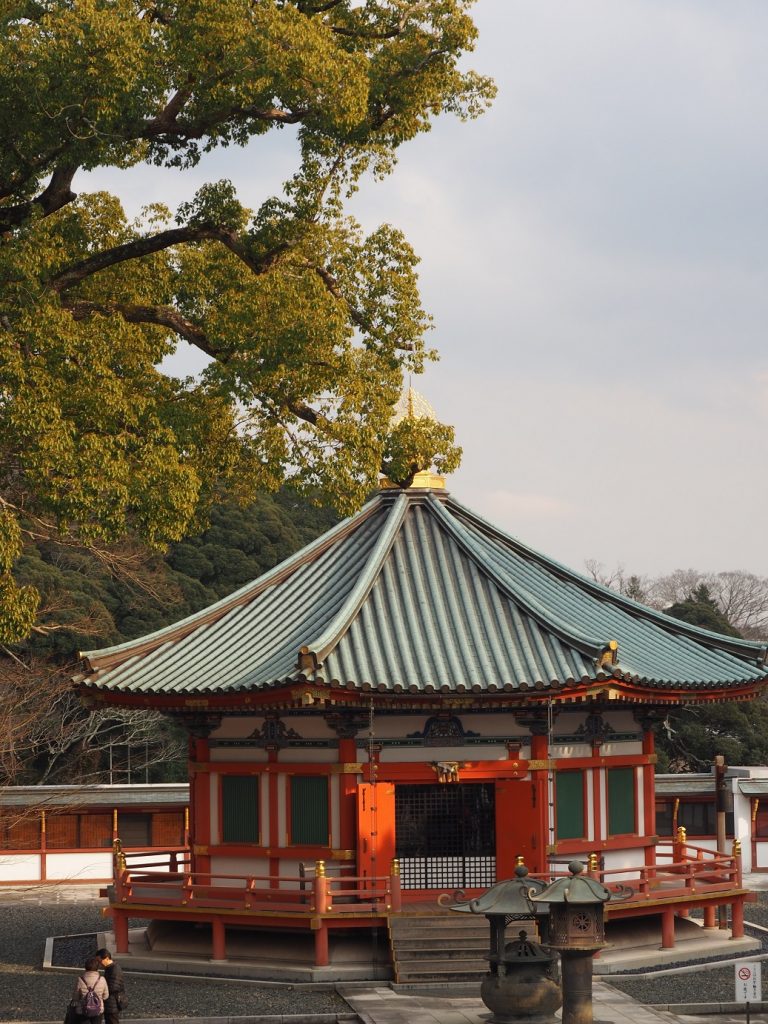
left=75, top=473, right=768, bottom=973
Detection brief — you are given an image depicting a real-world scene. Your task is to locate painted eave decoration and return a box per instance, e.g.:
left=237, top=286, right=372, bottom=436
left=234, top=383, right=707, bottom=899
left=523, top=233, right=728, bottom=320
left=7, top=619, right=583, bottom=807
left=75, top=484, right=768, bottom=706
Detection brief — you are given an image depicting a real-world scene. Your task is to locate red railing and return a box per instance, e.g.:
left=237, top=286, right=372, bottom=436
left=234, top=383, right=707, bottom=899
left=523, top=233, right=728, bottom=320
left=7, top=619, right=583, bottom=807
left=533, top=831, right=743, bottom=908
left=112, top=846, right=402, bottom=916
left=111, top=830, right=742, bottom=919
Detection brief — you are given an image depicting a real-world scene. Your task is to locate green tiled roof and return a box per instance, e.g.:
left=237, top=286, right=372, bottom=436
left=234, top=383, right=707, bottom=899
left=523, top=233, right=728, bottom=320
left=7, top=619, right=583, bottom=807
left=78, top=487, right=768, bottom=699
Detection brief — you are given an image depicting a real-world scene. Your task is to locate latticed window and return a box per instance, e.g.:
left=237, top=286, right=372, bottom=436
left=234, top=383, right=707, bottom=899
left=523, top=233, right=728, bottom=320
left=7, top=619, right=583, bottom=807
left=118, top=812, right=152, bottom=847
left=79, top=814, right=112, bottom=848
left=607, top=767, right=636, bottom=835
left=556, top=771, right=585, bottom=840
left=290, top=776, right=329, bottom=846
left=0, top=813, right=41, bottom=850
left=152, top=812, right=185, bottom=846
left=46, top=814, right=79, bottom=849
left=221, top=775, right=259, bottom=843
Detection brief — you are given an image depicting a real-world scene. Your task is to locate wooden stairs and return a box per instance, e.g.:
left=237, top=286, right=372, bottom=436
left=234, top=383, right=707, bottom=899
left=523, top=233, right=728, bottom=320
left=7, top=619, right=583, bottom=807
left=388, top=912, right=489, bottom=984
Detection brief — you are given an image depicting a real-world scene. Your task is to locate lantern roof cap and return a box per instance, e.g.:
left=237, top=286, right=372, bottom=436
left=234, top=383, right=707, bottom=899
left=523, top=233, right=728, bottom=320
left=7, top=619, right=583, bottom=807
left=449, top=864, right=549, bottom=917
left=531, top=861, right=612, bottom=906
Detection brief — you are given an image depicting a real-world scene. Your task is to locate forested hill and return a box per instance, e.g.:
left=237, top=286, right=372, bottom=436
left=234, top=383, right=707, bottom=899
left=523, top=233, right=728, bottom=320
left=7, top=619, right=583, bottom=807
left=1, top=492, right=339, bottom=786
left=18, top=491, right=340, bottom=658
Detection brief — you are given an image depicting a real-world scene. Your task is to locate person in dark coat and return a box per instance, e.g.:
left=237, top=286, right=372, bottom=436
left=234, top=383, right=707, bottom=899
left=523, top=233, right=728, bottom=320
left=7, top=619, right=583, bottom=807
left=96, top=949, right=126, bottom=1024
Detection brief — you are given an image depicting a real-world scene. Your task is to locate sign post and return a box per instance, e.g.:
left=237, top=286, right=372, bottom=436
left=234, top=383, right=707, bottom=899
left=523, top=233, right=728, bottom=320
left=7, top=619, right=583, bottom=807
left=735, top=962, right=762, bottom=1024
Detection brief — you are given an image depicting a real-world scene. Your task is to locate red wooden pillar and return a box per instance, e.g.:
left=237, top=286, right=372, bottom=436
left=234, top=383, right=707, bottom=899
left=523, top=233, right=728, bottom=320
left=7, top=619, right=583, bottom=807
left=211, top=918, right=226, bottom=961
left=267, top=750, right=280, bottom=883
left=314, top=923, right=329, bottom=967
left=313, top=860, right=330, bottom=966
left=703, top=906, right=717, bottom=928
left=191, top=737, right=211, bottom=876
left=113, top=910, right=129, bottom=954
left=642, top=726, right=656, bottom=837
left=40, top=811, right=47, bottom=882
left=731, top=896, right=745, bottom=939
left=338, top=737, right=358, bottom=853
left=661, top=908, right=676, bottom=948
left=530, top=730, right=550, bottom=873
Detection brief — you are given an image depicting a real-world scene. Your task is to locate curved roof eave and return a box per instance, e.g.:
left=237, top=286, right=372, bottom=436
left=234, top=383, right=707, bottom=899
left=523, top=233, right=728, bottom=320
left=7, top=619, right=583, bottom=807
left=445, top=496, right=768, bottom=666
left=79, top=495, right=382, bottom=672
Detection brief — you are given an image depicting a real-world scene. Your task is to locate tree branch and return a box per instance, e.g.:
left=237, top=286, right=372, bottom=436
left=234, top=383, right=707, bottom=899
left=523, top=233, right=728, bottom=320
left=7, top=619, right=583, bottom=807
left=48, top=223, right=288, bottom=293
left=65, top=299, right=225, bottom=359
left=0, top=163, right=79, bottom=232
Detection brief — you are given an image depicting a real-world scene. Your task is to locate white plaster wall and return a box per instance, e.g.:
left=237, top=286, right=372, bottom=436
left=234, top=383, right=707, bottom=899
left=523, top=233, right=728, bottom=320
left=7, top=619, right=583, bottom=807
left=552, top=744, right=591, bottom=759
left=278, top=749, right=338, bottom=764
left=600, top=847, right=647, bottom=883
left=211, top=718, right=258, bottom=740
left=0, top=854, right=40, bottom=882
left=755, top=843, right=768, bottom=870
left=602, top=741, right=643, bottom=756
left=205, top=857, right=321, bottom=891
left=371, top=714, right=528, bottom=741
left=598, top=771, right=607, bottom=844
left=210, top=748, right=268, bottom=763
left=209, top=855, right=270, bottom=884
left=585, top=770, right=595, bottom=842
left=46, top=852, right=112, bottom=880
left=379, top=744, right=508, bottom=763
left=284, top=717, right=337, bottom=739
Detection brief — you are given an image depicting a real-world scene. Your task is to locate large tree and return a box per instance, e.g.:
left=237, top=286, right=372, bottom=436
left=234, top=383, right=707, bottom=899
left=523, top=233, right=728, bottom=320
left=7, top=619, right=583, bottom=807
left=0, top=0, right=490, bottom=642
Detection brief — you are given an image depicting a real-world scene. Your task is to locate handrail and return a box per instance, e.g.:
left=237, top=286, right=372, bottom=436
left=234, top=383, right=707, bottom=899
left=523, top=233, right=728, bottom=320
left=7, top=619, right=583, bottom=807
left=113, top=846, right=739, bottom=916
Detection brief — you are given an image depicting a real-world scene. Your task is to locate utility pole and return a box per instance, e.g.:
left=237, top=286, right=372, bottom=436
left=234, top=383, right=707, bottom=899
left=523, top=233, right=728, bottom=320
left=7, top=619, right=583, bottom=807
left=715, top=754, right=728, bottom=929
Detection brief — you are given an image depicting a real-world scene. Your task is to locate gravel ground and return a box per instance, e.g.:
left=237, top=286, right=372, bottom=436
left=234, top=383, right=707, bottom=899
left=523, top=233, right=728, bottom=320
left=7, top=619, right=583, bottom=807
left=606, top=894, right=768, bottom=1007
left=5, top=885, right=768, bottom=1019
left=0, top=889, right=351, bottom=1022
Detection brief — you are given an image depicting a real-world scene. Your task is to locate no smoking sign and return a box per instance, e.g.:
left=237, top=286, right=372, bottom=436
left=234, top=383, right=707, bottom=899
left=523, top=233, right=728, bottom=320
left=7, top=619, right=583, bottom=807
left=735, top=962, right=762, bottom=1002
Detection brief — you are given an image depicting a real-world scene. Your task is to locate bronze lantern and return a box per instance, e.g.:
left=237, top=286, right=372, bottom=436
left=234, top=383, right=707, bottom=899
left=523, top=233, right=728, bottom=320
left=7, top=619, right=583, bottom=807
left=450, top=864, right=562, bottom=1024
left=531, top=861, right=611, bottom=1024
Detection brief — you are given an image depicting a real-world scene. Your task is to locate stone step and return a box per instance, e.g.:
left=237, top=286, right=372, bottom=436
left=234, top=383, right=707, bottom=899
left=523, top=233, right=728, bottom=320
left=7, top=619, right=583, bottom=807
left=390, top=918, right=486, bottom=935
left=394, top=944, right=489, bottom=959
left=395, top=961, right=487, bottom=983
left=393, top=937, right=489, bottom=952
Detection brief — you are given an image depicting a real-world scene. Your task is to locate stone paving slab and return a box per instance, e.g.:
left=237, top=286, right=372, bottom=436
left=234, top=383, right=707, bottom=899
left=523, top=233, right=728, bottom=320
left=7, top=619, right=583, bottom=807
left=337, top=980, right=690, bottom=1024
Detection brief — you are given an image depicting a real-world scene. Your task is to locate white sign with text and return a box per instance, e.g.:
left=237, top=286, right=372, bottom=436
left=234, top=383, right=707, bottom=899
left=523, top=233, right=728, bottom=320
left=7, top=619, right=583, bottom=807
left=735, top=962, right=762, bottom=1003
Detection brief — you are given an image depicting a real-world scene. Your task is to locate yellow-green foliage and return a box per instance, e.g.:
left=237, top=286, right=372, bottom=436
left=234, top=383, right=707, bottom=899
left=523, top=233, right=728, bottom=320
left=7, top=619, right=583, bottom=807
left=0, top=1, right=493, bottom=640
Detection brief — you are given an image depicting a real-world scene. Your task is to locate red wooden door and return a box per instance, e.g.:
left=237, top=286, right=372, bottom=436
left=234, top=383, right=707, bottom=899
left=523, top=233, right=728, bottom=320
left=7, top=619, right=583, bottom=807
left=356, top=782, right=395, bottom=887
left=495, top=779, right=541, bottom=877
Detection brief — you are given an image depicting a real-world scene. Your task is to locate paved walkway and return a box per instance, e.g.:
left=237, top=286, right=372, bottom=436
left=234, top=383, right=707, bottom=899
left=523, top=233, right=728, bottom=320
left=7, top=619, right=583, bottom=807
left=338, top=980, right=698, bottom=1024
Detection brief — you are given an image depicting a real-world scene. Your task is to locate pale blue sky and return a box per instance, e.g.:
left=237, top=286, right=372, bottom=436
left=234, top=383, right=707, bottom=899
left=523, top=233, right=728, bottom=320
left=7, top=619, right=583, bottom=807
left=86, top=0, right=768, bottom=577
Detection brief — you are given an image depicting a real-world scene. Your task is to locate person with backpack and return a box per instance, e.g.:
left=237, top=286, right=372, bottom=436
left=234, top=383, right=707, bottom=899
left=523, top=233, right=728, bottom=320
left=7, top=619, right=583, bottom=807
left=96, top=948, right=126, bottom=1024
left=69, top=956, right=109, bottom=1024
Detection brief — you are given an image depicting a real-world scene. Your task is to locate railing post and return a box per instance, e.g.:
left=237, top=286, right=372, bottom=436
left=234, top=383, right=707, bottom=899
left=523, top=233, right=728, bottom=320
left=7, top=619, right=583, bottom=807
left=182, top=873, right=194, bottom=905
left=314, top=860, right=329, bottom=914
left=588, top=852, right=599, bottom=879
left=733, top=838, right=743, bottom=888
left=674, top=825, right=686, bottom=863
left=390, top=858, right=402, bottom=912
left=113, top=838, right=126, bottom=879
